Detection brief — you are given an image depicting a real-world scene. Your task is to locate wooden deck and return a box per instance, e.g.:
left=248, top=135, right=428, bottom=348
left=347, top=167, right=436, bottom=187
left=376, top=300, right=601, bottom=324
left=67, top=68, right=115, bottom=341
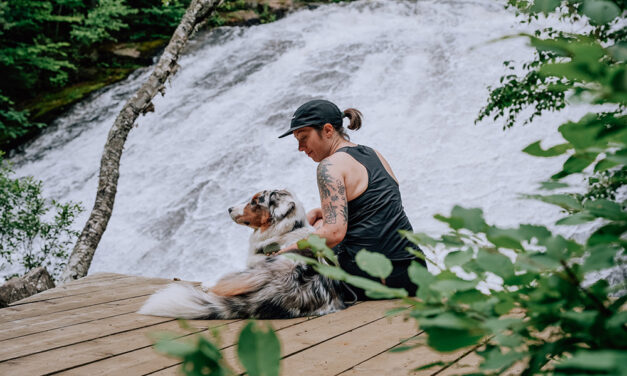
left=0, top=272, right=482, bottom=375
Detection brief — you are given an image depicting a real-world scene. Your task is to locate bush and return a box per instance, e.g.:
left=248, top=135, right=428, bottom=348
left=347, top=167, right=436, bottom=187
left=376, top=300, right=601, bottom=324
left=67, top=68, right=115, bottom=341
left=0, top=152, right=82, bottom=282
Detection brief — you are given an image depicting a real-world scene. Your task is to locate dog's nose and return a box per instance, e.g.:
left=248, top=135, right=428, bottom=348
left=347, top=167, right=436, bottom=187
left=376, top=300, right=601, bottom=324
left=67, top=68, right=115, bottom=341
left=228, top=207, right=233, bottom=213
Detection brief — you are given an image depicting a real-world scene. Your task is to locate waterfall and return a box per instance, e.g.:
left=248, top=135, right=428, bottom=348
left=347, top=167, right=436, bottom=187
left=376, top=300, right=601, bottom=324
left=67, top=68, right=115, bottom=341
left=8, top=0, right=583, bottom=283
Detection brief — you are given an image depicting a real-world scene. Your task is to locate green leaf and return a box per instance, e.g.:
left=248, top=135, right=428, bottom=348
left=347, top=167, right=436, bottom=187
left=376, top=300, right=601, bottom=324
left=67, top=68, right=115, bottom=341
left=355, top=249, right=393, bottom=279
left=480, top=348, right=525, bottom=372
left=476, top=249, right=515, bottom=279
left=555, top=350, right=627, bottom=372
left=237, top=321, right=281, bottom=376
left=553, top=153, right=597, bottom=179
left=283, top=253, right=318, bottom=265
left=517, top=224, right=552, bottom=242
left=494, top=299, right=515, bottom=315
left=538, top=180, right=570, bottom=190
left=313, top=264, right=351, bottom=280
left=561, top=310, right=598, bottom=329
left=430, top=279, right=478, bottom=295
left=451, top=206, right=489, bottom=232
left=530, top=0, right=560, bottom=14
left=401, top=231, right=438, bottom=247
left=299, top=234, right=328, bottom=251
left=436, top=206, right=488, bottom=233
left=556, top=212, right=596, bottom=225
left=494, top=333, right=524, bottom=348
left=594, top=157, right=619, bottom=172
left=486, top=227, right=523, bottom=250
left=412, top=361, right=447, bottom=371
left=528, top=253, right=562, bottom=269
left=523, top=140, right=571, bottom=157
left=388, top=344, right=419, bottom=353
left=525, top=194, right=583, bottom=211
left=584, top=199, right=627, bottom=221
left=408, top=261, right=434, bottom=286
left=588, top=223, right=626, bottom=246
left=582, top=244, right=619, bottom=272
left=419, top=312, right=478, bottom=330
left=424, top=327, right=485, bottom=352
left=608, top=42, right=627, bottom=62
left=444, top=249, right=473, bottom=268
left=582, top=0, right=620, bottom=25
left=544, top=235, right=583, bottom=259
left=153, top=338, right=197, bottom=358
left=450, top=289, right=489, bottom=304
left=345, top=275, right=408, bottom=298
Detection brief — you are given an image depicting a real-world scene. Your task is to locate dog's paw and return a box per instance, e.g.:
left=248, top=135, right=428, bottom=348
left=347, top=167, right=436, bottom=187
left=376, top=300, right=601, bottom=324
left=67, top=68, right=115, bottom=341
left=200, top=281, right=212, bottom=292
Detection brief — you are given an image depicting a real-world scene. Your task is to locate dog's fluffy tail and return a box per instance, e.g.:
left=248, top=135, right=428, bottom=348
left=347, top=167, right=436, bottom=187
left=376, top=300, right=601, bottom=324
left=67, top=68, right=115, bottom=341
left=138, top=283, right=220, bottom=319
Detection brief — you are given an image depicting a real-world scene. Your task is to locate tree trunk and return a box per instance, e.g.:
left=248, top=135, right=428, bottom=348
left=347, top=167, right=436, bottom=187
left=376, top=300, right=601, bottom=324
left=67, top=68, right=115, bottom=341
left=59, top=0, right=223, bottom=284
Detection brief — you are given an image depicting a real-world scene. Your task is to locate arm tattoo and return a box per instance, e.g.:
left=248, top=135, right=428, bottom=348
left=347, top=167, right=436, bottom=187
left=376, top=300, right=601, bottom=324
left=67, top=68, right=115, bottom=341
left=317, top=161, right=348, bottom=225
left=317, top=160, right=334, bottom=199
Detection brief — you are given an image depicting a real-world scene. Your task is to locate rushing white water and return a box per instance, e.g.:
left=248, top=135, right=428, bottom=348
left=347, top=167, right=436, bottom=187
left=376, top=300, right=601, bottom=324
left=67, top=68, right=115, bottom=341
left=7, top=0, right=589, bottom=283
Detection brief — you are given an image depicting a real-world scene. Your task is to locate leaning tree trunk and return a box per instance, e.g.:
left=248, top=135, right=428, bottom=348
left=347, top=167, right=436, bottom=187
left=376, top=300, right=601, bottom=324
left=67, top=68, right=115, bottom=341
left=60, top=0, right=223, bottom=283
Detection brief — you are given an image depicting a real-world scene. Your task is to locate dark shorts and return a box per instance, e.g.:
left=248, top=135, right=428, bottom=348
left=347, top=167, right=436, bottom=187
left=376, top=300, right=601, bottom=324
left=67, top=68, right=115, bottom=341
left=337, top=252, right=426, bottom=302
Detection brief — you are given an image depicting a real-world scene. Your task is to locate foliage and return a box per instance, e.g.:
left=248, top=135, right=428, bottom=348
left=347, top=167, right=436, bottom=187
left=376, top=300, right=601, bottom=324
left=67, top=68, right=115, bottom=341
left=0, top=0, right=190, bottom=149
left=476, top=0, right=625, bottom=130
left=70, top=0, right=137, bottom=46
left=0, top=152, right=82, bottom=281
left=154, top=320, right=281, bottom=376
left=0, top=91, right=45, bottom=144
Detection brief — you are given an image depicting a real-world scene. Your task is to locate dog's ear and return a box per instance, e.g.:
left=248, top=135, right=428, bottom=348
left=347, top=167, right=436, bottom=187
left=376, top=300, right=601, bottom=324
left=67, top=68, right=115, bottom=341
left=269, top=191, right=295, bottom=220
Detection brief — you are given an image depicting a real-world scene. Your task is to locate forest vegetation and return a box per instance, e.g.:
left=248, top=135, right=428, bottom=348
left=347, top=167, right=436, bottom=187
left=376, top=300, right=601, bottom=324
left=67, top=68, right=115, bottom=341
left=0, top=0, right=352, bottom=152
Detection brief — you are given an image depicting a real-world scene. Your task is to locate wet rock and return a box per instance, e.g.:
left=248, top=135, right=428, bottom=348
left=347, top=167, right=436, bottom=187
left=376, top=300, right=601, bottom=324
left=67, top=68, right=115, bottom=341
left=246, top=0, right=294, bottom=12
left=224, top=10, right=261, bottom=25
left=101, top=40, right=168, bottom=63
left=0, top=267, right=55, bottom=308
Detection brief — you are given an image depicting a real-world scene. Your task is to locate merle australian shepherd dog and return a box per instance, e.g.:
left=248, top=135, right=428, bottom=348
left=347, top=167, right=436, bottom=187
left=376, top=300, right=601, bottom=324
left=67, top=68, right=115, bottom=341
left=138, top=189, right=345, bottom=319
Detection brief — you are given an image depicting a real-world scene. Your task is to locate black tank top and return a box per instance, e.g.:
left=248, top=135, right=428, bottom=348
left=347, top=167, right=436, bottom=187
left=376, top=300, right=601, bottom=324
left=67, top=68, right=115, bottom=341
left=332, top=145, right=417, bottom=261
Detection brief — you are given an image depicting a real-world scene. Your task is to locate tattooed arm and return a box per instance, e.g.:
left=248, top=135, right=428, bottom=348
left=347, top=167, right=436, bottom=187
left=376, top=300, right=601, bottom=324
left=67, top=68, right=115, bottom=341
left=274, top=156, right=349, bottom=255
left=311, top=158, right=348, bottom=248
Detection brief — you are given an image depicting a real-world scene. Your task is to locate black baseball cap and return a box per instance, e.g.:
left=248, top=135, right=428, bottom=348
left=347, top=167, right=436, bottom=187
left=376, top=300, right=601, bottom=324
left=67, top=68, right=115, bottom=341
left=278, top=99, right=343, bottom=138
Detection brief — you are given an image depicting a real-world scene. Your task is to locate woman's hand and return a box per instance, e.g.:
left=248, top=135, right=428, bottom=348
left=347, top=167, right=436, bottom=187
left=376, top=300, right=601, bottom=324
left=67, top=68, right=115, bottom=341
left=307, top=208, right=323, bottom=228
left=270, top=243, right=298, bottom=256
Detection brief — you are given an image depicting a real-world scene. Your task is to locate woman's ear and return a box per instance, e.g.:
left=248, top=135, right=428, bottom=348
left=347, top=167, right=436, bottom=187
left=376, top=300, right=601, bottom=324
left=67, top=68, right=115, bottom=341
left=322, top=123, right=334, bottom=138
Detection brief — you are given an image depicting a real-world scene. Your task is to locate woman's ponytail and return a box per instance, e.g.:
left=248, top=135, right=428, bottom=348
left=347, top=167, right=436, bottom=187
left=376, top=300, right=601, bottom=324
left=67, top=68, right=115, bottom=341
left=343, top=108, right=363, bottom=131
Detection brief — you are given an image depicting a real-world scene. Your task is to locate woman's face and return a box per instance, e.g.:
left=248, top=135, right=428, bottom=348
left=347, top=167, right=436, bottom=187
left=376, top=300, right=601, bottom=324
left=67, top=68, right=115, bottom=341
left=293, top=127, right=329, bottom=162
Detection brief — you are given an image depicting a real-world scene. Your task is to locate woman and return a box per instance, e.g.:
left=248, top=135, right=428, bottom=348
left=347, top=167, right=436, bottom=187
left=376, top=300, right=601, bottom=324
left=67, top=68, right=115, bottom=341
left=277, top=99, right=425, bottom=300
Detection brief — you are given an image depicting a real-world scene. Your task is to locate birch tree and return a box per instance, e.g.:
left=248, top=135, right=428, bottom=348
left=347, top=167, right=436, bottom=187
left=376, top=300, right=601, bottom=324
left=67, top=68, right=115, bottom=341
left=60, top=0, right=223, bottom=283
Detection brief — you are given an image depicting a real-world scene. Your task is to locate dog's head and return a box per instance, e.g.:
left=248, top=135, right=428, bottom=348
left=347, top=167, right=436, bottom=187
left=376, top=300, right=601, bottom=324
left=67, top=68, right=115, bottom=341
left=229, top=189, right=304, bottom=231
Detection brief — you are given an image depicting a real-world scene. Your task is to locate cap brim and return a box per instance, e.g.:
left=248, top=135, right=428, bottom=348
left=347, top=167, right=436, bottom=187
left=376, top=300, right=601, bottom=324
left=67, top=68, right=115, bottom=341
left=277, top=125, right=307, bottom=138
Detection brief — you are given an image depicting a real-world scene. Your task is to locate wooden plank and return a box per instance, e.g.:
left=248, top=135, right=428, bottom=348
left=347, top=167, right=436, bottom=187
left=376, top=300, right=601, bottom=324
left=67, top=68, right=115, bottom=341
left=0, top=319, right=239, bottom=375
left=434, top=351, right=482, bottom=376
left=0, top=310, right=176, bottom=361
left=0, top=277, right=171, bottom=323
left=218, top=300, right=402, bottom=374
left=11, top=273, right=148, bottom=305
left=125, top=300, right=402, bottom=376
left=276, top=313, right=420, bottom=375
left=434, top=351, right=526, bottom=376
left=0, top=295, right=148, bottom=341
left=338, top=337, right=482, bottom=376
left=54, top=317, right=312, bottom=375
